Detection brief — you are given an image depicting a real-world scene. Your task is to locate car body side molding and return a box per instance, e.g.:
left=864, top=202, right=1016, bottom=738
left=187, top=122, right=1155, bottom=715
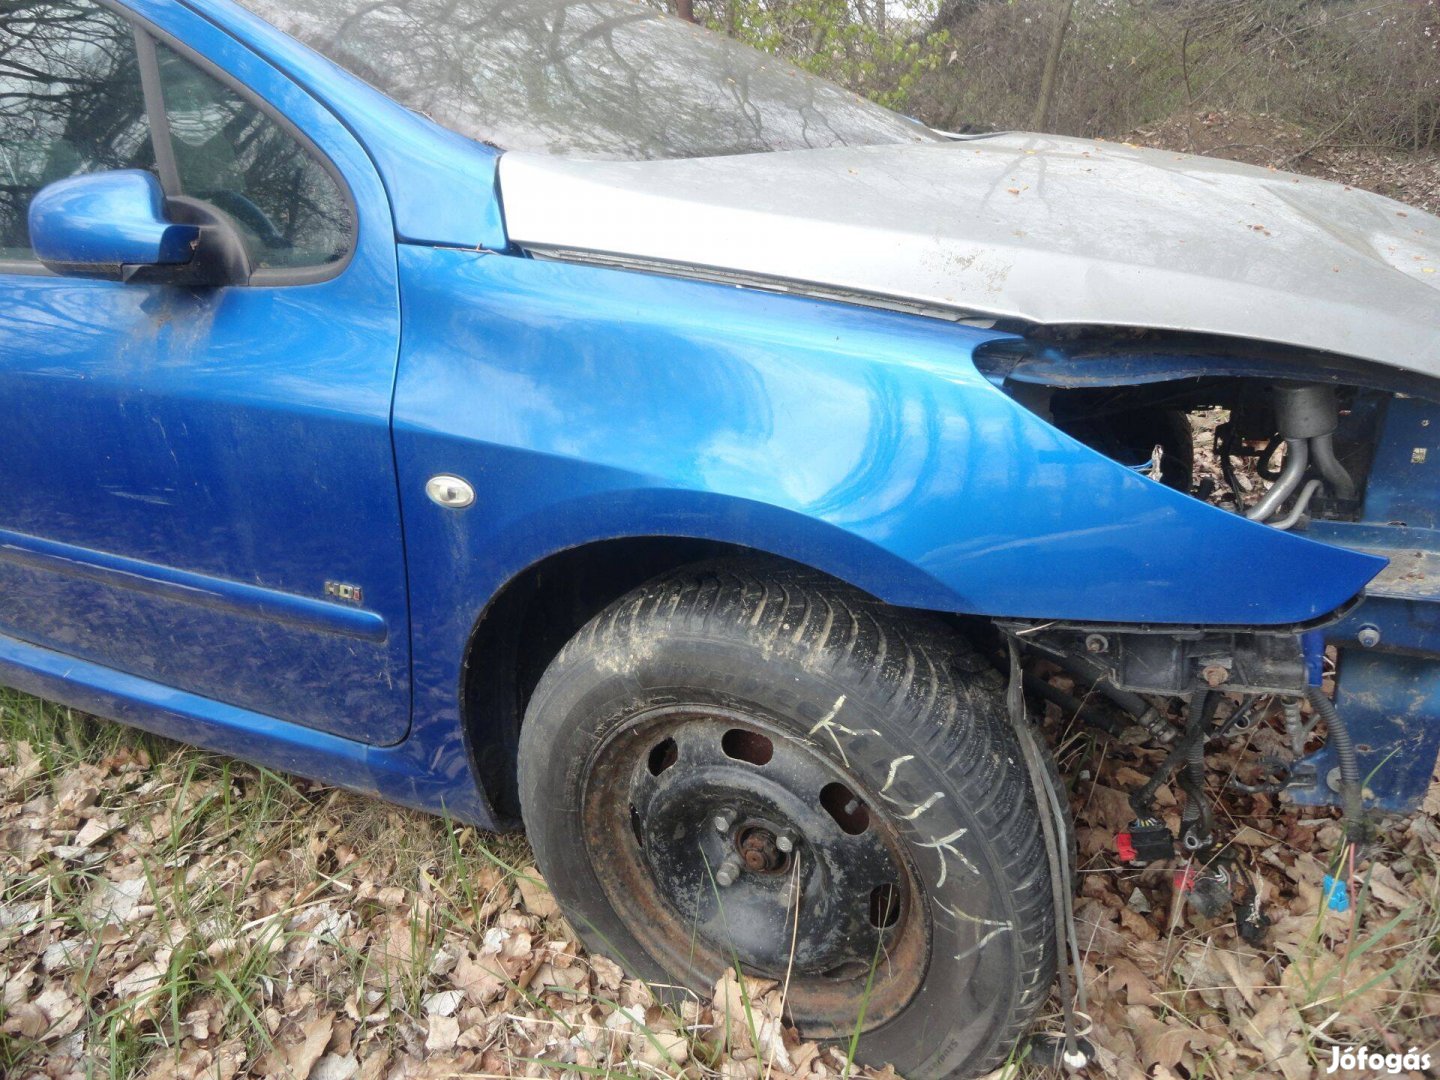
left=0, top=527, right=388, bottom=643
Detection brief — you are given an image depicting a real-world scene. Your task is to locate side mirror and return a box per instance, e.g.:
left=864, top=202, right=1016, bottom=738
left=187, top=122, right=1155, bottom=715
left=28, top=170, right=249, bottom=286
left=29, top=171, right=198, bottom=280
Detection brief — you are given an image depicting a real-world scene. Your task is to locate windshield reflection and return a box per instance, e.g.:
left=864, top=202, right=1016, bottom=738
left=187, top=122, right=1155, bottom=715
left=240, top=0, right=938, bottom=159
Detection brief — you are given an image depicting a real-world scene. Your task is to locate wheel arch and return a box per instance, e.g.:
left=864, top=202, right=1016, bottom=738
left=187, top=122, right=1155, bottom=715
left=461, top=534, right=851, bottom=823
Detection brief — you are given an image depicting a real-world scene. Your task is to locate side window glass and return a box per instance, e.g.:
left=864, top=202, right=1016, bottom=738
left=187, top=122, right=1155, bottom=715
left=0, top=0, right=154, bottom=261
left=153, top=42, right=352, bottom=271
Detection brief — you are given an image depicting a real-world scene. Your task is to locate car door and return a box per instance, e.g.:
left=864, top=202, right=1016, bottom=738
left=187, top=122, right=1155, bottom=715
left=0, top=0, right=411, bottom=745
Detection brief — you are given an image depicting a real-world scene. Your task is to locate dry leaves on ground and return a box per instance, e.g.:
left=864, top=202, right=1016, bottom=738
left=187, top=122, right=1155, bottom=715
left=6, top=685, right=1438, bottom=1080
left=987, top=678, right=1440, bottom=1080
left=0, top=700, right=902, bottom=1080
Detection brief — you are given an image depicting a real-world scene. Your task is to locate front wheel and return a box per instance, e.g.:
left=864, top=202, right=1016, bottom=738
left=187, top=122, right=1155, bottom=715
left=518, top=561, right=1057, bottom=1079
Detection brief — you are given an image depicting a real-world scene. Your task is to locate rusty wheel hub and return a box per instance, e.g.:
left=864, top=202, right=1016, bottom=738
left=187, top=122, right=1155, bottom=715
left=580, top=704, right=930, bottom=1035
left=737, top=824, right=786, bottom=873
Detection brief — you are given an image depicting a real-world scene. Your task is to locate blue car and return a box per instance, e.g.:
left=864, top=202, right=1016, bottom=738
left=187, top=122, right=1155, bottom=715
left=2, top=0, right=1437, bottom=1074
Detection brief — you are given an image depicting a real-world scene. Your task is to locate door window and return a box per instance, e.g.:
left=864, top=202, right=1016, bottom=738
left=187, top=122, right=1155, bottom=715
left=0, top=1, right=352, bottom=273
left=152, top=42, right=352, bottom=270
left=0, top=0, right=154, bottom=261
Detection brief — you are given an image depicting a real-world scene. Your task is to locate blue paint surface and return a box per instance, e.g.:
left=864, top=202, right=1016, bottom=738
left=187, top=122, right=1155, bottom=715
left=392, top=246, right=1380, bottom=623
left=0, top=0, right=412, bottom=746
left=0, top=0, right=1427, bottom=831
left=0, top=631, right=488, bottom=823
left=29, top=171, right=199, bottom=271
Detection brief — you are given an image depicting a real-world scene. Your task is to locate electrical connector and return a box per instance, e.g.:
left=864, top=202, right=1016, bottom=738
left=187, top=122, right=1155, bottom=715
left=1116, top=816, right=1174, bottom=865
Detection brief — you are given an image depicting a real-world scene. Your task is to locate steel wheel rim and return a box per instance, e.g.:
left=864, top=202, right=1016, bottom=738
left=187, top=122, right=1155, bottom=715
left=580, top=702, right=930, bottom=1035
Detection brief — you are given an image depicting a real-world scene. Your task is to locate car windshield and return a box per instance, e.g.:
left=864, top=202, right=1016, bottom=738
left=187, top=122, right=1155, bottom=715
left=235, top=0, right=941, bottom=160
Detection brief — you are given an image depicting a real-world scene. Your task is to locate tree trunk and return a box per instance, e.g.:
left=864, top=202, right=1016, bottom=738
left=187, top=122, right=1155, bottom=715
left=675, top=0, right=696, bottom=23
left=1030, top=0, right=1076, bottom=132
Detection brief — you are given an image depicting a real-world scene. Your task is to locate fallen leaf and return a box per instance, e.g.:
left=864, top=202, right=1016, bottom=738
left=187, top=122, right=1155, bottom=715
left=1107, top=957, right=1160, bottom=1006
left=310, top=1054, right=359, bottom=1080
left=515, top=868, right=559, bottom=919
left=265, top=1013, right=334, bottom=1080
left=422, top=989, right=463, bottom=1017
left=424, top=1014, right=459, bottom=1053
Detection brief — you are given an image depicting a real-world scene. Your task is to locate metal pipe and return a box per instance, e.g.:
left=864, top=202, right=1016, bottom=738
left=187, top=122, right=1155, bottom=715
left=1246, top=438, right=1309, bottom=522
left=1309, top=433, right=1357, bottom=500
left=1023, top=673, right=1085, bottom=714
left=1021, top=673, right=1126, bottom=737
left=1270, top=478, right=1323, bottom=531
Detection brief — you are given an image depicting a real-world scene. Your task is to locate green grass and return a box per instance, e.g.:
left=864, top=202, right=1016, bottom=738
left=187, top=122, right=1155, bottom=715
left=0, top=689, right=533, bottom=1078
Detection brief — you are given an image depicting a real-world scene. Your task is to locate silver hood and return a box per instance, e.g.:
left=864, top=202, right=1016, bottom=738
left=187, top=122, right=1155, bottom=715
left=497, top=133, right=1440, bottom=377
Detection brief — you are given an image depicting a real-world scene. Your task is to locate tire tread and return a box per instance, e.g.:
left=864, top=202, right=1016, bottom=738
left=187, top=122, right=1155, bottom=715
left=525, top=557, right=1057, bottom=1077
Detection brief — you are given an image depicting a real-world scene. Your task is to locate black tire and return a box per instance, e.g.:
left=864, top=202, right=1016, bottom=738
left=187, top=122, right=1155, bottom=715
left=518, top=560, right=1057, bottom=1079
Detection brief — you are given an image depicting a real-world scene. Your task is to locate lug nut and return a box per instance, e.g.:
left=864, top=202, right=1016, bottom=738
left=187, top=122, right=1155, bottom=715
left=776, top=833, right=795, bottom=853
left=715, top=855, right=742, bottom=887
left=713, top=810, right=735, bottom=834
left=1357, top=624, right=1381, bottom=648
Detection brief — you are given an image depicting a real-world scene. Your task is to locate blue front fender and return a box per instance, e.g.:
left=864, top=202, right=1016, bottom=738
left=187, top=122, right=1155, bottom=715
left=379, top=245, right=1385, bottom=823
left=392, top=246, right=1381, bottom=629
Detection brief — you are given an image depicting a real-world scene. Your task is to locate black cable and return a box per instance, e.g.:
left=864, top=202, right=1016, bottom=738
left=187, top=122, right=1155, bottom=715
left=1177, top=733, right=1214, bottom=848
left=1305, top=685, right=1366, bottom=841
left=1256, top=434, right=1284, bottom=480
left=1131, top=690, right=1219, bottom=815
left=1007, top=641, right=1090, bottom=1069
left=1217, top=424, right=1244, bottom=503
left=1214, top=695, right=1260, bottom=739
left=1022, top=673, right=1127, bottom=738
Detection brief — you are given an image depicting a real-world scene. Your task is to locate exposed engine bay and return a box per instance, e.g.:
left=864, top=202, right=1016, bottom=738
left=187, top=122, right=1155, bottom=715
left=978, top=331, right=1440, bottom=938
